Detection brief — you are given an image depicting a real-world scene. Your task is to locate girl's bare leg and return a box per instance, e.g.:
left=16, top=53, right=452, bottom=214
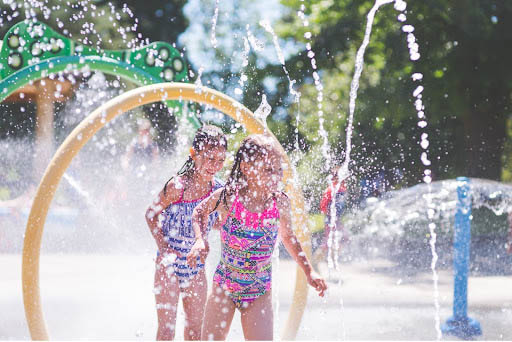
left=155, top=262, right=180, bottom=340
left=240, top=291, right=273, bottom=341
left=182, top=271, right=208, bottom=340
left=201, top=282, right=236, bottom=341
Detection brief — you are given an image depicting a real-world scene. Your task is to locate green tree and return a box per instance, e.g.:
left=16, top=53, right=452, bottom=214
left=276, top=0, right=512, bottom=183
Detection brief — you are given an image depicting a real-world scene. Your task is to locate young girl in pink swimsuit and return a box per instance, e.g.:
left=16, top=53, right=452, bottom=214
left=188, top=134, right=327, bottom=340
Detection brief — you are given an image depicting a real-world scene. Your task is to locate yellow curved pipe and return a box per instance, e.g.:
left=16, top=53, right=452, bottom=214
left=22, top=82, right=311, bottom=340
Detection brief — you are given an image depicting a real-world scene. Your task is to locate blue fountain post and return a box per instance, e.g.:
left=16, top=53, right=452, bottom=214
left=441, top=177, right=482, bottom=339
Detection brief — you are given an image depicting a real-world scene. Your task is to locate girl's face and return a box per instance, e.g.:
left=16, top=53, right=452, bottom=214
left=193, top=145, right=226, bottom=180
left=241, top=149, right=283, bottom=194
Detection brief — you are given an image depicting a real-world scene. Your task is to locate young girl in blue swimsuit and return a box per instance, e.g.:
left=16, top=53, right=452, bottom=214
left=145, top=125, right=226, bottom=340
left=188, top=134, right=327, bottom=340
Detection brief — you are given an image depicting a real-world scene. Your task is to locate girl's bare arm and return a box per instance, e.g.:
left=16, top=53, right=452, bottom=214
left=145, top=178, right=182, bottom=255
left=277, top=194, right=312, bottom=274
left=188, top=188, right=229, bottom=266
left=277, top=193, right=327, bottom=296
left=192, top=189, right=220, bottom=239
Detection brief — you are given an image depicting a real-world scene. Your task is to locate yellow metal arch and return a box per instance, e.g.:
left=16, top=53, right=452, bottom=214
left=22, top=82, right=311, bottom=340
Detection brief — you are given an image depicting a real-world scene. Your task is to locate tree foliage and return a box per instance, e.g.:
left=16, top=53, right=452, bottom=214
left=272, top=0, right=512, bottom=186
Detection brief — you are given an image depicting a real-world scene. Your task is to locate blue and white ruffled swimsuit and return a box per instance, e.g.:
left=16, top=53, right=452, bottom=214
left=160, top=177, right=222, bottom=288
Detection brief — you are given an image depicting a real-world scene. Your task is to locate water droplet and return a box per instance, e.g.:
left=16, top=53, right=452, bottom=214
left=254, top=94, right=272, bottom=129
left=402, top=25, right=414, bottom=33
left=421, top=152, right=431, bottom=166
left=394, top=0, right=407, bottom=11
left=411, top=73, right=423, bottom=81
left=194, top=67, right=204, bottom=94
left=410, top=52, right=421, bottom=61
left=413, top=85, right=424, bottom=97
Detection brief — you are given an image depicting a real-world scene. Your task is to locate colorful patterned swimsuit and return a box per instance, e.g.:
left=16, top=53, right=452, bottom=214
left=160, top=178, right=222, bottom=288
left=213, top=192, right=280, bottom=308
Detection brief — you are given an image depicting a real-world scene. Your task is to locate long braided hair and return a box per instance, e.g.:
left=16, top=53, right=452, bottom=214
left=163, top=125, right=227, bottom=195
left=213, top=134, right=276, bottom=210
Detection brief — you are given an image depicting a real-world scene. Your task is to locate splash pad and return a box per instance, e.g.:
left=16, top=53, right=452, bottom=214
left=22, top=82, right=311, bottom=340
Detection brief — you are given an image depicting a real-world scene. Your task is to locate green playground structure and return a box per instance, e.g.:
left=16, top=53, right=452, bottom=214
left=0, top=20, right=200, bottom=127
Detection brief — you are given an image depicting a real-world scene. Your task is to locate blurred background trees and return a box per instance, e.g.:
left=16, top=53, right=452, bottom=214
left=0, top=0, right=511, bottom=197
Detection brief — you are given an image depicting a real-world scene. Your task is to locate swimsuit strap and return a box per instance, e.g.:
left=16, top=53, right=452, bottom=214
left=229, top=190, right=280, bottom=232
left=233, top=191, right=278, bottom=217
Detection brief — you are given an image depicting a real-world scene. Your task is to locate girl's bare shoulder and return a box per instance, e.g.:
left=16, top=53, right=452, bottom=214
left=209, top=187, right=236, bottom=212
left=160, top=176, right=185, bottom=205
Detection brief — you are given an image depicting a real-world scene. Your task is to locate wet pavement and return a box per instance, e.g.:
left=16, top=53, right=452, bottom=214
left=1, top=253, right=511, bottom=340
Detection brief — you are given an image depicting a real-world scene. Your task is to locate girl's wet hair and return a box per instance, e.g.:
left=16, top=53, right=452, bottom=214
left=213, top=134, right=277, bottom=211
left=163, top=125, right=227, bottom=195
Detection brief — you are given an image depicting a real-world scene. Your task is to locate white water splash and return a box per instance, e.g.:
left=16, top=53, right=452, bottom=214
left=259, top=20, right=300, bottom=103
left=253, top=94, right=272, bottom=131
left=235, top=32, right=251, bottom=96
left=210, top=0, right=220, bottom=49
left=297, top=1, right=347, bottom=337
left=341, top=0, right=395, bottom=182
left=395, top=1, right=441, bottom=337
left=63, top=173, right=94, bottom=208
left=297, top=2, right=331, bottom=173
left=247, top=25, right=265, bottom=52
left=194, top=67, right=205, bottom=94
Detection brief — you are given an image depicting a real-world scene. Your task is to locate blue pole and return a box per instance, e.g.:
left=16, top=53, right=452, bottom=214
left=441, top=177, right=482, bottom=339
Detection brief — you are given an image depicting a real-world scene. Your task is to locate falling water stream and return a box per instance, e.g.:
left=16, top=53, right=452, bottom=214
left=259, top=20, right=300, bottom=104
left=210, top=0, right=220, bottom=49
left=320, top=0, right=441, bottom=339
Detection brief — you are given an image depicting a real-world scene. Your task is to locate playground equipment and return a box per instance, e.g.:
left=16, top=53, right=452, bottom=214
left=0, top=21, right=199, bottom=127
left=0, top=20, right=310, bottom=340
left=441, top=177, right=482, bottom=338
left=22, top=83, right=311, bottom=340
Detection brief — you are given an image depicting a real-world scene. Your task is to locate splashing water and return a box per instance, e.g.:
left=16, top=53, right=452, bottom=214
left=296, top=1, right=331, bottom=172
left=324, top=1, right=397, bottom=337
left=210, top=0, right=220, bottom=49
left=62, top=173, right=94, bottom=208
left=259, top=19, right=300, bottom=103
left=16, top=0, right=145, bottom=49
left=253, top=94, right=272, bottom=131
left=328, top=0, right=395, bottom=284
left=194, top=67, right=205, bottom=94
left=393, top=0, right=441, bottom=338
left=234, top=32, right=250, bottom=96
left=322, top=0, right=443, bottom=339
left=341, top=0, right=394, bottom=182
left=296, top=2, right=347, bottom=338
left=246, top=25, right=265, bottom=52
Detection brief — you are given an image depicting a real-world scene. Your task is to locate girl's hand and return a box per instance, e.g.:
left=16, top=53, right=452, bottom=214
left=156, top=247, right=181, bottom=269
left=307, top=271, right=328, bottom=297
left=187, top=238, right=207, bottom=268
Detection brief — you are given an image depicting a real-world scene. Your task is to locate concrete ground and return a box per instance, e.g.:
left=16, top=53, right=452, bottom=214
left=1, top=253, right=511, bottom=340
